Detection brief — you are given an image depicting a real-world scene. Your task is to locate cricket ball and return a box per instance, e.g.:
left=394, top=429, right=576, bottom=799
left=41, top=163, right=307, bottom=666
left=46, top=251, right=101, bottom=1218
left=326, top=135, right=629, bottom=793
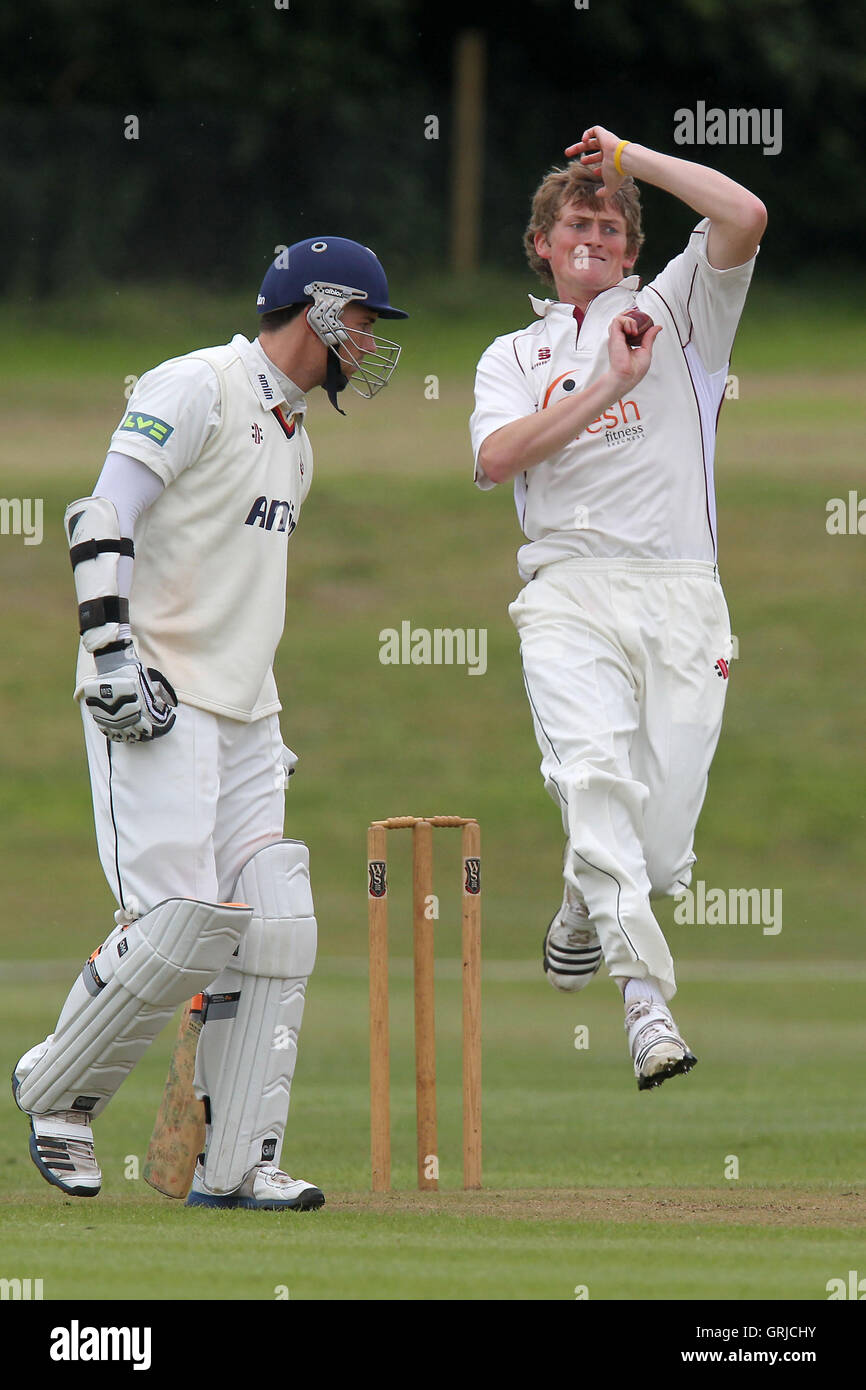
left=624, top=310, right=653, bottom=347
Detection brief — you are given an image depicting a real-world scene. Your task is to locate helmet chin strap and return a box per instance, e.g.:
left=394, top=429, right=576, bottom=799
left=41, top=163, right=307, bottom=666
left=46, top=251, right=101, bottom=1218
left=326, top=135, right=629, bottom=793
left=325, top=346, right=348, bottom=415
left=302, top=305, right=348, bottom=415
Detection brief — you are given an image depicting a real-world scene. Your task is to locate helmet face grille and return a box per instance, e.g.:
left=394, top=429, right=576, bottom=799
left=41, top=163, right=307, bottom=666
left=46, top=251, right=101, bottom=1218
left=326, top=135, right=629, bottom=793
left=339, top=329, right=402, bottom=399
left=305, top=285, right=402, bottom=398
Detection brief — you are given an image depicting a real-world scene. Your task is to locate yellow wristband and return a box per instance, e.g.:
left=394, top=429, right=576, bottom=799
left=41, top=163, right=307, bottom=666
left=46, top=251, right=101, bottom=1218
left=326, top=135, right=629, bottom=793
left=614, top=140, right=630, bottom=176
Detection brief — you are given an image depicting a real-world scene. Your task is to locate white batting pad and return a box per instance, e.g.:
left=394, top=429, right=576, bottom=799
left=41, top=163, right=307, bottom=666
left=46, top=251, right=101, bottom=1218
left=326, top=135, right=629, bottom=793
left=16, top=897, right=251, bottom=1117
left=195, top=840, right=318, bottom=1194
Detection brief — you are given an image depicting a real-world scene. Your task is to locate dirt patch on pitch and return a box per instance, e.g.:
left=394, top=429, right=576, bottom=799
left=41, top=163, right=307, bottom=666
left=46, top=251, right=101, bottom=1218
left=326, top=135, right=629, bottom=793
left=332, top=1187, right=866, bottom=1228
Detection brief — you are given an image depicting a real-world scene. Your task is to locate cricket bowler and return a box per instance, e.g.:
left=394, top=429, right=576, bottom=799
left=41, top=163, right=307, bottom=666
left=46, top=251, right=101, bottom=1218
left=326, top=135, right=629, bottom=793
left=470, top=126, right=766, bottom=1088
left=14, top=237, right=407, bottom=1205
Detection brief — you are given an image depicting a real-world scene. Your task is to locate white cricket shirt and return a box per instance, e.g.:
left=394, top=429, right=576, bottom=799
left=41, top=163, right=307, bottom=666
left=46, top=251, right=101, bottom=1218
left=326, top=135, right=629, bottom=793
left=76, top=334, right=313, bottom=721
left=470, top=220, right=756, bottom=580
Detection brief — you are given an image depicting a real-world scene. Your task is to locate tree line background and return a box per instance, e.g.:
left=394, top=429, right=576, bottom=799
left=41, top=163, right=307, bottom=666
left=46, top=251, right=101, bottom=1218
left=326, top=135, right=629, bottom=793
left=1, top=0, right=862, bottom=299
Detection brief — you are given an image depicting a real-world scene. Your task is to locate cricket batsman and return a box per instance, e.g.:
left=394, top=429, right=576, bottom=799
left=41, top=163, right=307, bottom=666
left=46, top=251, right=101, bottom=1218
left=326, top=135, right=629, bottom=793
left=470, top=127, right=766, bottom=1088
left=14, top=237, right=407, bottom=1205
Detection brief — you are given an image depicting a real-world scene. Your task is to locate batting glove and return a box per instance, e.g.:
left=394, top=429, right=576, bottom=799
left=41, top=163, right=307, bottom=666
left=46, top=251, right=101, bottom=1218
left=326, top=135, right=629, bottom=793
left=83, top=643, right=178, bottom=742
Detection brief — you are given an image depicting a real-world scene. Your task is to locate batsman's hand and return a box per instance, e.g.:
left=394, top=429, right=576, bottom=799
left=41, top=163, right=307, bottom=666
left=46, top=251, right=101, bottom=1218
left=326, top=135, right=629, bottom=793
left=83, top=643, right=178, bottom=742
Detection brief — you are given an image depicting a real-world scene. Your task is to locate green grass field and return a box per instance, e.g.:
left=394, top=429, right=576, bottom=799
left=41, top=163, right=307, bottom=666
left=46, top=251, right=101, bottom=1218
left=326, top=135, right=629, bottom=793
left=0, top=279, right=863, bottom=1302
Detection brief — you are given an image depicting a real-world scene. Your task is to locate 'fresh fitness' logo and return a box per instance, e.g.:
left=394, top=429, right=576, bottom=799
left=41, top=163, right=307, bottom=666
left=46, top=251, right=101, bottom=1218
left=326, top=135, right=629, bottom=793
left=544, top=376, right=646, bottom=448
left=582, top=394, right=645, bottom=448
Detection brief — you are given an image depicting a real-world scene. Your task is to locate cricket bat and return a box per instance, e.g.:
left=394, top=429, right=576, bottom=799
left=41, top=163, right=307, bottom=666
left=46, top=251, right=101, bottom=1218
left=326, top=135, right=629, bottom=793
left=143, top=995, right=206, bottom=1198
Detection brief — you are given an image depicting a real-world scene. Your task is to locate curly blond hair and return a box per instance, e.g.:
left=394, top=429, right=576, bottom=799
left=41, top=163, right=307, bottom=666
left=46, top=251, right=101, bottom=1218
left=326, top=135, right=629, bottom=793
left=524, top=160, right=645, bottom=287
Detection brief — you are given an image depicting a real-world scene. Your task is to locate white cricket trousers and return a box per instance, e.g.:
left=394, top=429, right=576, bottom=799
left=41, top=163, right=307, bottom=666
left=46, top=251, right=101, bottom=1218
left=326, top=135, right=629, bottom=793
left=509, top=558, right=733, bottom=1001
left=82, top=701, right=287, bottom=921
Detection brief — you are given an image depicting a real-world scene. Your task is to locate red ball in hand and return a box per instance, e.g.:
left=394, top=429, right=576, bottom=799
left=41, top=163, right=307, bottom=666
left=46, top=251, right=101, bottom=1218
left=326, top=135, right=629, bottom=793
left=624, top=310, right=654, bottom=347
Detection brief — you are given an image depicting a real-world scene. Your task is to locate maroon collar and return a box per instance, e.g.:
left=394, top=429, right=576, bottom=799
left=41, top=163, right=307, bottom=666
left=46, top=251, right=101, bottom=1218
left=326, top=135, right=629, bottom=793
left=271, top=405, right=296, bottom=439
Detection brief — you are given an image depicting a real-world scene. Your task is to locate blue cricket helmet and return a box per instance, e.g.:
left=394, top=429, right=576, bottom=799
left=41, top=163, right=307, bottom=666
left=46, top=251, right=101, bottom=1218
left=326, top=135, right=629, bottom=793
left=256, top=237, right=408, bottom=319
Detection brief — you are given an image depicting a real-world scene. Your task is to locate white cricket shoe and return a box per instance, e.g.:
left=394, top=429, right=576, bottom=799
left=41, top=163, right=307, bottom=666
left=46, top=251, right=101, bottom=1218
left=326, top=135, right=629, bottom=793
left=12, top=1072, right=102, bottom=1197
left=625, top=1000, right=697, bottom=1091
left=186, top=1160, right=325, bottom=1211
left=543, top=901, right=603, bottom=992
